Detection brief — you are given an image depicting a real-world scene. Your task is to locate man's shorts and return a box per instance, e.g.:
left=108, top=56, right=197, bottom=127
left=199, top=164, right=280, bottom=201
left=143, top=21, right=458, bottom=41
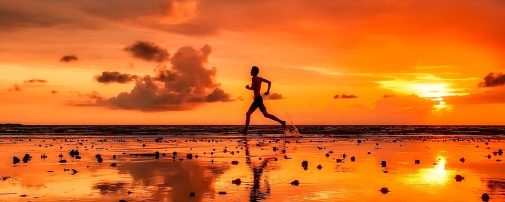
left=248, top=96, right=266, bottom=111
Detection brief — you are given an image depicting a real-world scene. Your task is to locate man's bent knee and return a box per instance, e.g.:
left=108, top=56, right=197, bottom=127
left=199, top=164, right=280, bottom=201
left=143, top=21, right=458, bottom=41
left=261, top=110, right=270, bottom=117
left=246, top=110, right=254, bottom=116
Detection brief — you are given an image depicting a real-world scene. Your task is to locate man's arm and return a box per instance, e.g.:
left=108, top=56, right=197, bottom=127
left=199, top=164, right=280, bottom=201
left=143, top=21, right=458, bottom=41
left=245, top=79, right=253, bottom=90
left=261, top=77, right=271, bottom=95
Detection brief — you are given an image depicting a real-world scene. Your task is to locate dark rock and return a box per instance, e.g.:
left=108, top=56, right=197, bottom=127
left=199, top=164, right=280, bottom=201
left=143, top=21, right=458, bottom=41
left=459, top=158, right=465, bottom=163
left=187, top=153, right=193, bottom=159
left=301, top=160, right=308, bottom=170
left=290, top=180, right=300, bottom=186
left=455, top=174, right=464, bottom=182
left=95, top=154, right=103, bottom=163
left=380, top=187, right=389, bottom=194
left=69, top=150, right=79, bottom=157
left=13, top=156, right=20, bottom=164
left=232, top=178, right=241, bottom=185
left=218, top=191, right=227, bottom=195
left=317, top=164, right=322, bottom=170
left=22, top=154, right=31, bottom=163
left=189, top=192, right=196, bottom=197
left=350, top=156, right=356, bottom=162
left=381, top=161, right=387, bottom=167
left=415, top=160, right=420, bottom=164
left=110, top=163, right=117, bottom=167
left=231, top=160, right=239, bottom=165
left=481, top=193, right=490, bottom=201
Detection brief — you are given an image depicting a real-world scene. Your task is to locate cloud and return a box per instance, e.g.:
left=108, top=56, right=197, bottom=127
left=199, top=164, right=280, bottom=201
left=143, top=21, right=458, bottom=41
left=96, top=71, right=138, bottom=84
left=265, top=93, right=284, bottom=100
left=24, top=79, right=47, bottom=83
left=205, top=88, right=232, bottom=102
left=0, top=0, right=174, bottom=30
left=446, top=88, right=505, bottom=105
left=383, top=94, right=395, bottom=98
left=94, top=44, right=232, bottom=111
left=124, top=41, right=169, bottom=62
left=66, top=91, right=105, bottom=106
left=334, top=94, right=358, bottom=99
left=7, top=79, right=47, bottom=92
left=7, top=84, right=22, bottom=92
left=60, top=55, right=79, bottom=62
left=479, top=73, right=505, bottom=87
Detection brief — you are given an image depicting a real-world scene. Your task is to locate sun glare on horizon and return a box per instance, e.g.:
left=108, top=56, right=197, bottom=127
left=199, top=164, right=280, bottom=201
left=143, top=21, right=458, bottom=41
left=379, top=80, right=469, bottom=112
left=411, top=83, right=452, bottom=112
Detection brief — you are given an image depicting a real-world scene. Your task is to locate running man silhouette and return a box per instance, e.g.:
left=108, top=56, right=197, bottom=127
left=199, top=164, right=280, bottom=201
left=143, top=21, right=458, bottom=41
left=243, top=66, right=286, bottom=135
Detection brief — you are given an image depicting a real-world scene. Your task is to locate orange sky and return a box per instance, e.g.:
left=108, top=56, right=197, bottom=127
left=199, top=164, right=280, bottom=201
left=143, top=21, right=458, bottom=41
left=1, top=0, right=505, bottom=124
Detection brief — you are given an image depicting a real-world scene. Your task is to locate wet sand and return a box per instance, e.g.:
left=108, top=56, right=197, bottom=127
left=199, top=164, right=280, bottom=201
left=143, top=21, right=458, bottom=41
left=0, top=135, right=504, bottom=202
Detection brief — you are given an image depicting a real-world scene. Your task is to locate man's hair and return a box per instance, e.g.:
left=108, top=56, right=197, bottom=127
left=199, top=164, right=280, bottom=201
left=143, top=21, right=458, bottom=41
left=251, top=66, right=259, bottom=75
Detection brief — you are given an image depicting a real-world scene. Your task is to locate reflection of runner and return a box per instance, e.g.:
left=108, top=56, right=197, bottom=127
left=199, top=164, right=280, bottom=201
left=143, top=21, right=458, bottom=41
left=242, top=137, right=288, bottom=201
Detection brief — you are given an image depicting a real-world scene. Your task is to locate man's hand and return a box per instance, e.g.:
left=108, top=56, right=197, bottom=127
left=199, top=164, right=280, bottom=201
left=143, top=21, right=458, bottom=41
left=245, top=85, right=251, bottom=90
left=264, top=91, right=270, bottom=96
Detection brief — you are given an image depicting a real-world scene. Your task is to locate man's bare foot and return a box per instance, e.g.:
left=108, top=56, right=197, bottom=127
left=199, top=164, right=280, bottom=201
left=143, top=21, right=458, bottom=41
left=241, top=129, right=248, bottom=135
left=281, top=121, right=286, bottom=129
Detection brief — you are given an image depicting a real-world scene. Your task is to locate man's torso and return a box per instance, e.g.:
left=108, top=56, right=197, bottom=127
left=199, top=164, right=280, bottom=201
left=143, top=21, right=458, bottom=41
left=251, top=76, right=262, bottom=97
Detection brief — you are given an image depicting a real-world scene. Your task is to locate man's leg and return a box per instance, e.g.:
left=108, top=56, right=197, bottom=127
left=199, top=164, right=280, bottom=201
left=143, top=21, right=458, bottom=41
left=261, top=109, right=286, bottom=128
left=243, top=110, right=254, bottom=135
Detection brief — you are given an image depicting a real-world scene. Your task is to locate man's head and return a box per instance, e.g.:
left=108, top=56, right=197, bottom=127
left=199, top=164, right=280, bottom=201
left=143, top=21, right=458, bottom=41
left=250, top=66, right=259, bottom=76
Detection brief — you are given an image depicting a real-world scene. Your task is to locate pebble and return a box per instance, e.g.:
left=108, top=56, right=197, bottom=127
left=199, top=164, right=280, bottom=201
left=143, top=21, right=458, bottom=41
left=455, top=175, right=464, bottom=182
left=380, top=187, right=389, bottom=194
left=481, top=193, right=490, bottom=201
left=232, top=178, right=241, bottom=185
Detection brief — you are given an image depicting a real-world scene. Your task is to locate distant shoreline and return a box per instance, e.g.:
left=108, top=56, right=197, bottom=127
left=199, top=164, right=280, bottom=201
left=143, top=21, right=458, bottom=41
left=0, top=123, right=23, bottom=126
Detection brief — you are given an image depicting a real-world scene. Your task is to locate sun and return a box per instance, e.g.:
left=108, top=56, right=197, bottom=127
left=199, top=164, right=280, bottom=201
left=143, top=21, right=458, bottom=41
left=410, top=83, right=449, bottom=98
left=379, top=80, right=465, bottom=112
left=410, top=83, right=452, bottom=112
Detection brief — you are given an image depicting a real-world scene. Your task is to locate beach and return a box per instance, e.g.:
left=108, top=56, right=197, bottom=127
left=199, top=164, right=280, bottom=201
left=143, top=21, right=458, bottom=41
left=1, top=133, right=504, bottom=202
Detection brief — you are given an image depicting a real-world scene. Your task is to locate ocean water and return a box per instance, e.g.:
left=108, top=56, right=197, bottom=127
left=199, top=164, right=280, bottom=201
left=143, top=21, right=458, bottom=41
left=1, top=125, right=505, bottom=136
